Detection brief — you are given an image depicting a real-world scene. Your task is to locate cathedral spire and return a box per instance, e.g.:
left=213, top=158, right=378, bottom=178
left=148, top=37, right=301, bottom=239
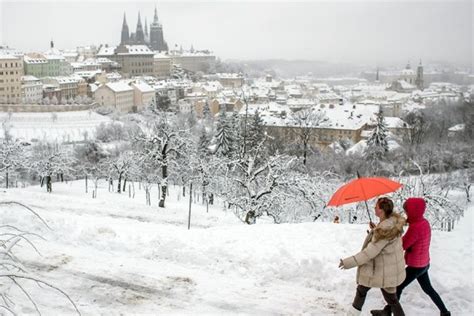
left=145, top=17, right=149, bottom=36
left=153, top=6, right=159, bottom=24
left=120, top=12, right=129, bottom=45
left=137, top=12, right=142, bottom=28
left=135, top=12, right=145, bottom=43
left=122, top=12, right=127, bottom=26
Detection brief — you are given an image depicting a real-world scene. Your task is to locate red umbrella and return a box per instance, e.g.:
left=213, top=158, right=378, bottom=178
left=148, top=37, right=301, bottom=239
left=327, top=176, right=403, bottom=221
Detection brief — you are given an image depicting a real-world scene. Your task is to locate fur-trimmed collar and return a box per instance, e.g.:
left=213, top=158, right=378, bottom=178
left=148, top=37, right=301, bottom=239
left=373, top=212, right=405, bottom=242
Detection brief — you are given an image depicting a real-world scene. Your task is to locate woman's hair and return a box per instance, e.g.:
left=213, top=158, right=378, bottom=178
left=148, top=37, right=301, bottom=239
left=376, top=197, right=394, bottom=218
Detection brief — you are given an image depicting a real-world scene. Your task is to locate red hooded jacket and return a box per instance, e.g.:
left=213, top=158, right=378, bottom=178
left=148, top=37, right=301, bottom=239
left=402, top=197, right=431, bottom=267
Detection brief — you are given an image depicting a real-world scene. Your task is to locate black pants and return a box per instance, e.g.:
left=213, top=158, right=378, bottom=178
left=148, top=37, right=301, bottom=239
left=396, top=264, right=449, bottom=313
left=352, top=285, right=405, bottom=316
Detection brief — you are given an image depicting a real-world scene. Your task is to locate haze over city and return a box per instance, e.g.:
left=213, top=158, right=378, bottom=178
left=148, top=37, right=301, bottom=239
left=1, top=0, right=472, bottom=66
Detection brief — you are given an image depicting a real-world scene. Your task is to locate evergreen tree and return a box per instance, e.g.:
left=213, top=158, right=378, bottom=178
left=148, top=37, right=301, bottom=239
left=202, top=100, right=212, bottom=121
left=215, top=109, right=235, bottom=158
left=247, top=110, right=265, bottom=150
left=229, top=110, right=242, bottom=156
left=366, top=109, right=389, bottom=174
left=197, top=126, right=210, bottom=158
left=367, top=110, right=389, bottom=153
left=156, top=93, right=171, bottom=112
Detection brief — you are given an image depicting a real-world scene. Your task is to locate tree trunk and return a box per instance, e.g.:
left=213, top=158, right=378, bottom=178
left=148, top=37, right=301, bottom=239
left=187, top=183, right=192, bottom=230
left=466, top=183, right=471, bottom=202
left=123, top=178, right=127, bottom=192
left=303, top=139, right=308, bottom=165
left=46, top=176, right=52, bottom=193
left=159, top=163, right=168, bottom=208
left=85, top=174, right=88, bottom=193
left=117, top=172, right=122, bottom=193
left=5, top=170, right=8, bottom=189
left=245, top=210, right=256, bottom=225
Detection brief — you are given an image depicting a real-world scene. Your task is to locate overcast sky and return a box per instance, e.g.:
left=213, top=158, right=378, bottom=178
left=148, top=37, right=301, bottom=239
left=1, top=0, right=472, bottom=66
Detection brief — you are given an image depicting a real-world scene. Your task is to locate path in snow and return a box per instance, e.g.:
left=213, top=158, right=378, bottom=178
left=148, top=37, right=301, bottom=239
left=1, top=181, right=472, bottom=315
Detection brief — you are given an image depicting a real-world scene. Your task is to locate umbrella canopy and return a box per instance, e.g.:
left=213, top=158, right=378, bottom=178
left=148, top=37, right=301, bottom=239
left=327, top=176, right=403, bottom=222
left=328, top=177, right=402, bottom=207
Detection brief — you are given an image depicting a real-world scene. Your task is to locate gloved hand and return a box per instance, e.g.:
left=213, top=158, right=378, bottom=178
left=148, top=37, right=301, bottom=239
left=339, top=259, right=345, bottom=269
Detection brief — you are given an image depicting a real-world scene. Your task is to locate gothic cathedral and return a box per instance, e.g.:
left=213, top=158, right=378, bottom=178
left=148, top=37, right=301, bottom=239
left=120, top=7, right=168, bottom=52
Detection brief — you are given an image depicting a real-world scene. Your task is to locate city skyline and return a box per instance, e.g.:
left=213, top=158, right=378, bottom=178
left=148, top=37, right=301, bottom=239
left=1, top=0, right=472, bottom=66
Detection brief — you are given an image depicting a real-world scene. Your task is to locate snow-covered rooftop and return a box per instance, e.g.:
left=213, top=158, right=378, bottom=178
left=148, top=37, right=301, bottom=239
left=105, top=81, right=134, bottom=93
left=120, top=45, right=154, bottom=55
left=97, top=46, right=116, bottom=56
left=381, top=117, right=410, bottom=129
left=154, top=53, right=171, bottom=59
left=0, top=54, right=20, bottom=60
left=131, top=81, right=155, bottom=93
left=23, top=56, right=48, bottom=64
left=240, top=102, right=378, bottom=131
left=21, top=75, right=40, bottom=82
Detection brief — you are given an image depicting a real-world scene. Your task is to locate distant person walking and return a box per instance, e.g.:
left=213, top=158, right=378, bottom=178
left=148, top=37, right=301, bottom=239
left=339, top=197, right=406, bottom=316
left=370, top=197, right=451, bottom=316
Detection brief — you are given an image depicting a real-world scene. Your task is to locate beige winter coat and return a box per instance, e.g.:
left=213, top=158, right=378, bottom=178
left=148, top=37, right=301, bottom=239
left=342, top=213, right=406, bottom=288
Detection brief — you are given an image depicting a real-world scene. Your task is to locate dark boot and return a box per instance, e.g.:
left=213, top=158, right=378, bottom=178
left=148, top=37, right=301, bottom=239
left=381, top=289, right=404, bottom=316
left=370, top=305, right=391, bottom=316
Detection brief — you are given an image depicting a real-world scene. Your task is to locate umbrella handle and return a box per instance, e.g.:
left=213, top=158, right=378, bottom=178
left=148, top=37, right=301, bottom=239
left=364, top=200, right=373, bottom=222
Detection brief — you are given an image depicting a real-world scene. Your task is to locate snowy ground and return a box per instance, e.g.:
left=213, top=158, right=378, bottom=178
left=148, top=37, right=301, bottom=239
left=0, top=111, right=111, bottom=143
left=1, top=180, right=472, bottom=315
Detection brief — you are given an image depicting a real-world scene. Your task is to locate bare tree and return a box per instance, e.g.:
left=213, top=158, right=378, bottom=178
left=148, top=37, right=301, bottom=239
left=0, top=138, right=26, bottom=189
left=290, top=108, right=326, bottom=165
left=30, top=143, right=75, bottom=193
left=226, top=141, right=296, bottom=224
left=136, top=117, right=188, bottom=208
left=0, top=201, right=80, bottom=315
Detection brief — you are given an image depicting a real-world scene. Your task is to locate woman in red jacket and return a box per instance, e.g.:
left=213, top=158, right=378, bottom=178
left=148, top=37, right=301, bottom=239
left=371, top=197, right=450, bottom=316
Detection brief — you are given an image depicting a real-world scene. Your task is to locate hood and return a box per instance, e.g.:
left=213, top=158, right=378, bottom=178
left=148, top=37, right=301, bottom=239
left=373, top=212, right=405, bottom=242
left=404, top=197, right=426, bottom=223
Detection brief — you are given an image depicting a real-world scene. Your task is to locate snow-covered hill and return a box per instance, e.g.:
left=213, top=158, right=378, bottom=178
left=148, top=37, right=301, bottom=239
left=0, top=111, right=111, bottom=143
left=1, top=181, right=472, bottom=315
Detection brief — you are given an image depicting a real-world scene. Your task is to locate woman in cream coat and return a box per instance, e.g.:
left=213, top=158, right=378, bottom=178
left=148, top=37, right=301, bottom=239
left=339, top=197, right=406, bottom=316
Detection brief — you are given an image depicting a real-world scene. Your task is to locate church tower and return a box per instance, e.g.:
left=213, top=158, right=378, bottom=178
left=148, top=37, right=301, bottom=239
left=135, top=12, right=145, bottom=44
left=150, top=6, right=168, bottom=51
left=415, top=59, right=424, bottom=90
left=144, top=18, right=149, bottom=42
left=120, top=13, right=129, bottom=45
